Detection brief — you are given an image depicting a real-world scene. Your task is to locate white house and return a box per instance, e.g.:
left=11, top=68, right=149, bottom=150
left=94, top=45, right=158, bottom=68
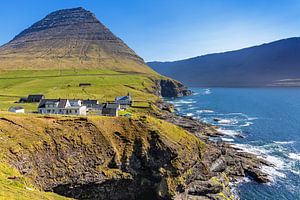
left=38, top=99, right=87, bottom=116
left=8, top=106, right=25, bottom=113
left=115, top=93, right=132, bottom=109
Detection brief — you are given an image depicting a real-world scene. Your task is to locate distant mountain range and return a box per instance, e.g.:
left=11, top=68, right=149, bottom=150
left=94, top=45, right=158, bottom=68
left=0, top=7, right=154, bottom=74
left=148, top=37, right=300, bottom=87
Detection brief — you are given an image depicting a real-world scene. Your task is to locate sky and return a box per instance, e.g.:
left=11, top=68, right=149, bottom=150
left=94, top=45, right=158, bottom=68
left=0, top=0, right=300, bottom=61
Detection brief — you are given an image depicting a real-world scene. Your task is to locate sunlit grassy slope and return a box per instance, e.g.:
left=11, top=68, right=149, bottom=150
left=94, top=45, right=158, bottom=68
left=0, top=69, right=161, bottom=111
left=0, top=163, right=72, bottom=200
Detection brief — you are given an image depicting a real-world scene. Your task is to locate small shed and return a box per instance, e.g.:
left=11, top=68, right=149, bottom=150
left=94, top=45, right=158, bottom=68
left=27, top=94, right=44, bottom=103
left=79, top=83, right=91, bottom=87
left=19, top=97, right=28, bottom=103
left=8, top=106, right=25, bottom=113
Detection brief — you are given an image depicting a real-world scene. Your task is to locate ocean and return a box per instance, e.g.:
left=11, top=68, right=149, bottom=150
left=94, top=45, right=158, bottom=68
left=167, top=88, right=300, bottom=200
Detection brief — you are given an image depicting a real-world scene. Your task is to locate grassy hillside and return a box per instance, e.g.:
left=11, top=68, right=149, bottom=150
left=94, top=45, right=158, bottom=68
left=0, top=69, right=161, bottom=112
left=0, top=164, right=71, bottom=200
left=0, top=57, right=156, bottom=74
left=0, top=112, right=205, bottom=199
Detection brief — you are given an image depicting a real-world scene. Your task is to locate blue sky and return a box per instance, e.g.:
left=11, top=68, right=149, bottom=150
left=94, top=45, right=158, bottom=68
left=0, top=0, right=300, bottom=61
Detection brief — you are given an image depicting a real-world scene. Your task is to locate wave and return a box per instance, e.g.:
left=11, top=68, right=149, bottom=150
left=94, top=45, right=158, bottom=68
left=273, top=141, right=295, bottom=145
left=248, top=117, right=258, bottom=121
left=240, top=122, right=253, bottom=127
left=231, top=144, right=286, bottom=180
left=217, top=128, right=241, bottom=137
left=196, top=109, right=214, bottom=114
left=203, top=88, right=211, bottom=95
left=171, top=100, right=196, bottom=104
left=221, top=137, right=235, bottom=142
left=288, top=153, right=300, bottom=160
left=211, top=118, right=240, bottom=126
left=232, top=143, right=300, bottom=180
left=213, top=112, right=257, bottom=121
left=186, top=113, right=194, bottom=117
left=217, top=119, right=232, bottom=124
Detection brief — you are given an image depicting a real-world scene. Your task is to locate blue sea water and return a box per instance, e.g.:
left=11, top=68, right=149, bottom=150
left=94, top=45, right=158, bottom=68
left=167, top=88, right=300, bottom=200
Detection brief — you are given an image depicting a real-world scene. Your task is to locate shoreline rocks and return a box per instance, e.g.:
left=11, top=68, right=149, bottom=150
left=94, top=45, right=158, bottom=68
left=156, top=101, right=273, bottom=199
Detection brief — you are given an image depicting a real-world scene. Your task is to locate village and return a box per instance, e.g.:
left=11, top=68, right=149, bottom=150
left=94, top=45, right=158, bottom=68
left=8, top=93, right=133, bottom=117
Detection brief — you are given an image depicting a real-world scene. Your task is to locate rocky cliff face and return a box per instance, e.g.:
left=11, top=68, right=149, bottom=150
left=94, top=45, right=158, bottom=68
left=0, top=107, right=271, bottom=200
left=157, top=79, right=192, bottom=97
left=0, top=114, right=205, bottom=200
left=0, top=7, right=154, bottom=73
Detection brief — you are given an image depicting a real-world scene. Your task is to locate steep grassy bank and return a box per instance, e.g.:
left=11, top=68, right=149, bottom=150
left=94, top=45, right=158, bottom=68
left=0, top=112, right=205, bottom=199
left=0, top=163, right=71, bottom=200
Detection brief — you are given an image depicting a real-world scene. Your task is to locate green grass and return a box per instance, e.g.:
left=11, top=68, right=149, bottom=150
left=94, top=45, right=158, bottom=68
left=0, top=69, right=160, bottom=112
left=132, top=101, right=150, bottom=108
left=0, top=163, right=71, bottom=200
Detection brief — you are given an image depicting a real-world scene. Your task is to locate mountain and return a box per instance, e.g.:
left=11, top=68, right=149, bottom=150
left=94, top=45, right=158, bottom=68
left=148, top=37, right=300, bottom=87
left=0, top=7, right=153, bottom=74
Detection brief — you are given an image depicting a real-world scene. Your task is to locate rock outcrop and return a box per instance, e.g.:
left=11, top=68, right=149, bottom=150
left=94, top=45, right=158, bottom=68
left=157, top=79, right=192, bottom=97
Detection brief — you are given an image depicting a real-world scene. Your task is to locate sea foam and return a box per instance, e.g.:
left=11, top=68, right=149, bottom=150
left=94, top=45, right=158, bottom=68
left=196, top=109, right=214, bottom=114
left=217, top=128, right=240, bottom=136
left=288, top=153, right=300, bottom=161
left=221, top=137, right=235, bottom=142
left=273, top=141, right=295, bottom=145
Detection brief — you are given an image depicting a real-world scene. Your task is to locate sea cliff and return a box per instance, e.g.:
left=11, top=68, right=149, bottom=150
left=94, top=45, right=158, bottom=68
left=0, top=93, right=272, bottom=200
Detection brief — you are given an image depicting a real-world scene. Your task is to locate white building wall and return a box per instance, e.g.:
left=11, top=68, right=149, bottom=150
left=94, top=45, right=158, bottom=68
left=9, top=109, right=24, bottom=113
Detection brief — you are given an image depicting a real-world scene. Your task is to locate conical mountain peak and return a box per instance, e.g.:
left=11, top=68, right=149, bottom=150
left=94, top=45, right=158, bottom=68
left=0, top=8, right=153, bottom=73
left=13, top=7, right=101, bottom=41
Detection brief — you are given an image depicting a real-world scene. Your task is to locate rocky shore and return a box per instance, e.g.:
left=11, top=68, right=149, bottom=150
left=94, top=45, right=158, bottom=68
left=156, top=101, right=274, bottom=199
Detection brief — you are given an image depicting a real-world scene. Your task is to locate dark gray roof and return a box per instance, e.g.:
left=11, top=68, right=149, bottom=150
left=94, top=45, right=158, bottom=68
left=83, top=99, right=98, bottom=105
left=39, top=99, right=55, bottom=108
left=115, top=96, right=131, bottom=101
left=19, top=97, right=28, bottom=101
left=103, top=103, right=120, bottom=109
left=38, top=99, right=67, bottom=108
left=28, top=94, right=44, bottom=99
left=9, top=106, right=24, bottom=110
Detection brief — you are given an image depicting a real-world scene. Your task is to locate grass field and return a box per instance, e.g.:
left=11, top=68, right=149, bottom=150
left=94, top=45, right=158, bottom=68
left=0, top=69, right=160, bottom=112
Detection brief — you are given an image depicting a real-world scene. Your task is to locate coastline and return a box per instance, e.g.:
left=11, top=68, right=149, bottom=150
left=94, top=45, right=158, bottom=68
left=156, top=100, right=273, bottom=199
